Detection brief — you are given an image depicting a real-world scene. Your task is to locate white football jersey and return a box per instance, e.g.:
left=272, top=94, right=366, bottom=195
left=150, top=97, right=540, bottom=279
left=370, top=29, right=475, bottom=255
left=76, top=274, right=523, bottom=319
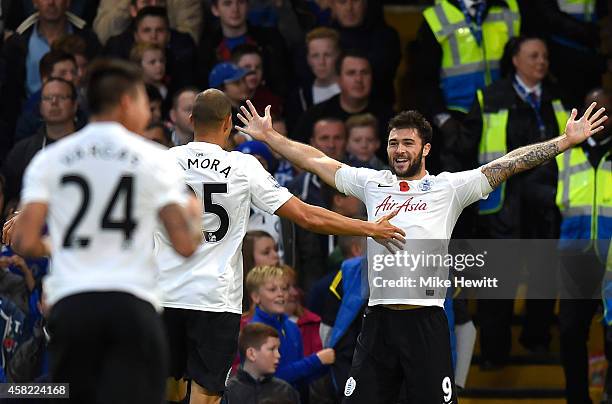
left=155, top=142, right=293, bottom=314
left=335, top=166, right=493, bottom=307
left=21, top=122, right=187, bottom=309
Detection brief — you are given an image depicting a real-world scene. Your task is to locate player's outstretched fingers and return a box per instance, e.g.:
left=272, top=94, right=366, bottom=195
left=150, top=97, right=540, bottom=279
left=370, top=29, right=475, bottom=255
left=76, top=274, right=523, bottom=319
left=589, top=107, right=606, bottom=124
left=583, top=102, right=597, bottom=121
left=591, top=115, right=608, bottom=129
left=236, top=113, right=249, bottom=126
left=246, top=100, right=259, bottom=117
left=240, top=105, right=252, bottom=121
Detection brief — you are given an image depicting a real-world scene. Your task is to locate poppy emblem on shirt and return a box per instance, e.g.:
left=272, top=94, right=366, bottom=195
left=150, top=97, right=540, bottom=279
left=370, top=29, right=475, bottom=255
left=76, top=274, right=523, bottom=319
left=399, top=181, right=410, bottom=192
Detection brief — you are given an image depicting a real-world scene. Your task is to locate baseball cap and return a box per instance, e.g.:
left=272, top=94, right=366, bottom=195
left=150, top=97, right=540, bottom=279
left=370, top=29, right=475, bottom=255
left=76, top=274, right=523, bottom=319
left=208, top=62, right=251, bottom=88
left=235, top=140, right=276, bottom=170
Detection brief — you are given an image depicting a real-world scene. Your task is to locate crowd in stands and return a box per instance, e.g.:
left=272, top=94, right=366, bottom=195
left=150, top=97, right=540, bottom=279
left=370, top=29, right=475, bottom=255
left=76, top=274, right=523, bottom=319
left=0, top=0, right=610, bottom=403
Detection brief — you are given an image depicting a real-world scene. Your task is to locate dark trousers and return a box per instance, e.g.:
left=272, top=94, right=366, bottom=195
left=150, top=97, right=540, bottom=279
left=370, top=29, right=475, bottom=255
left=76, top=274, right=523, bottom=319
left=48, top=292, right=168, bottom=404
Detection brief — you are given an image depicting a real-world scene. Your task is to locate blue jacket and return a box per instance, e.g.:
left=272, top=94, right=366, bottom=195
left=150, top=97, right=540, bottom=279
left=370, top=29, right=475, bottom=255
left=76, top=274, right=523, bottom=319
left=250, top=306, right=324, bottom=386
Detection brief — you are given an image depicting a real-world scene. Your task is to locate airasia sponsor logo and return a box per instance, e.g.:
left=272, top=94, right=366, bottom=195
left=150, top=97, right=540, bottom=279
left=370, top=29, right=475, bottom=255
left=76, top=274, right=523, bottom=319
left=375, top=195, right=428, bottom=215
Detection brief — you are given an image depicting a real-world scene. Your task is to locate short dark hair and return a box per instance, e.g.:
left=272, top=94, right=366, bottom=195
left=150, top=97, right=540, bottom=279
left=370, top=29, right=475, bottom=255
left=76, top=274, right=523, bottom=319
left=134, top=6, right=169, bottom=30
left=388, top=110, right=433, bottom=145
left=231, top=43, right=263, bottom=65
left=85, top=58, right=145, bottom=115
left=171, top=86, right=200, bottom=110
left=41, top=77, right=78, bottom=101
left=238, top=323, right=279, bottom=359
left=191, top=88, right=231, bottom=128
left=51, top=34, right=88, bottom=58
left=335, top=49, right=370, bottom=76
left=39, top=50, right=76, bottom=80
left=145, top=120, right=172, bottom=143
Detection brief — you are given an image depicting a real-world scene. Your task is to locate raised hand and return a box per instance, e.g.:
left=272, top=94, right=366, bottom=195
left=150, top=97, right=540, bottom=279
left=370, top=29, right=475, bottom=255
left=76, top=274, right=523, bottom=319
left=235, top=100, right=273, bottom=141
left=565, top=102, right=607, bottom=146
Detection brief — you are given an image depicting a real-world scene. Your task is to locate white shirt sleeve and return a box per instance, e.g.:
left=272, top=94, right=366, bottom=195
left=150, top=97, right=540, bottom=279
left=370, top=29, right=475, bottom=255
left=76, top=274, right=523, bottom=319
left=149, top=150, right=188, bottom=211
left=446, top=168, right=493, bottom=209
left=334, top=165, right=376, bottom=202
left=248, top=156, right=293, bottom=214
left=20, top=150, right=52, bottom=205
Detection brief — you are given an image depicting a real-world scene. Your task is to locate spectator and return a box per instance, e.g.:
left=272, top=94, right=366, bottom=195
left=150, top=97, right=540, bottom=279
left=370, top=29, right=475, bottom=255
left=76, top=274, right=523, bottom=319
left=1, top=78, right=78, bottom=211
left=225, top=323, right=301, bottom=404
left=345, top=113, right=387, bottom=170
left=93, top=0, right=202, bottom=45
left=455, top=36, right=568, bottom=368
left=145, top=83, right=163, bottom=122
left=20, top=49, right=78, bottom=117
left=232, top=43, right=283, bottom=118
left=2, top=0, right=100, bottom=31
left=270, top=117, right=297, bottom=188
left=329, top=0, right=400, bottom=103
left=168, top=86, right=198, bottom=145
left=246, top=266, right=335, bottom=400
left=413, top=0, right=520, bottom=172
left=561, top=88, right=611, bottom=404
left=519, top=0, right=605, bottom=107
left=209, top=62, right=253, bottom=127
left=130, top=43, right=168, bottom=100
left=0, top=0, right=99, bottom=138
left=246, top=0, right=305, bottom=50
left=104, top=6, right=196, bottom=89
left=282, top=265, right=323, bottom=358
left=142, top=120, right=172, bottom=147
left=286, top=27, right=341, bottom=131
left=0, top=297, right=27, bottom=373
left=292, top=50, right=393, bottom=148
left=197, top=0, right=291, bottom=96
left=51, top=34, right=90, bottom=91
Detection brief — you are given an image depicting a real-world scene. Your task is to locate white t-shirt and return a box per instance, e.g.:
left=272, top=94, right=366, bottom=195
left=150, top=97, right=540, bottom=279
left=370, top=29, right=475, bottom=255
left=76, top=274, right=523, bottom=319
left=312, top=82, right=341, bottom=105
left=335, top=166, right=493, bottom=307
left=21, top=122, right=187, bottom=309
left=155, top=142, right=293, bottom=314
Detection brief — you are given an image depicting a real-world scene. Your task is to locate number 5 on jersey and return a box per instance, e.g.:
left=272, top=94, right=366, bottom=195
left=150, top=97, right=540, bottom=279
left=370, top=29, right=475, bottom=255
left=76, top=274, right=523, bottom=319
left=190, top=182, right=229, bottom=243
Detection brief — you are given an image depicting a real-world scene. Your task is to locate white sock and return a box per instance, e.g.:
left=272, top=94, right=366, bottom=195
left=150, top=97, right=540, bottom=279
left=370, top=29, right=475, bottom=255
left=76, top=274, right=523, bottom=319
left=455, top=320, right=477, bottom=388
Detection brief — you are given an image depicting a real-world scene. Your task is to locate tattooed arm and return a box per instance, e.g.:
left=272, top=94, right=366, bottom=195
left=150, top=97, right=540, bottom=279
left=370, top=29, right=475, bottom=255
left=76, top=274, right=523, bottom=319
left=481, top=102, right=607, bottom=189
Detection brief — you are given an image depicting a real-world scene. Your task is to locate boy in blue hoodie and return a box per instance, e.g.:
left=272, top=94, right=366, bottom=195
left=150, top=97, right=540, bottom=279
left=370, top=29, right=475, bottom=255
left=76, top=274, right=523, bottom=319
left=246, top=265, right=335, bottom=400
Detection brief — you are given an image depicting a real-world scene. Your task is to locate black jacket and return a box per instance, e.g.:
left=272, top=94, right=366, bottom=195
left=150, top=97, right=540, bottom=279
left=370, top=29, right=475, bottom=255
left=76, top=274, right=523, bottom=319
left=1, top=128, right=58, bottom=207
left=292, top=94, right=393, bottom=152
left=0, top=17, right=99, bottom=142
left=197, top=24, right=291, bottom=97
left=456, top=76, right=564, bottom=238
left=224, top=369, right=300, bottom=404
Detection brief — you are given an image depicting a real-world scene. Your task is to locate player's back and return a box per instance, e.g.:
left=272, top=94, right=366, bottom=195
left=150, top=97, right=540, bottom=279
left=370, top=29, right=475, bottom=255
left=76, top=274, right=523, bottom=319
left=22, top=122, right=182, bottom=309
left=155, top=141, right=292, bottom=314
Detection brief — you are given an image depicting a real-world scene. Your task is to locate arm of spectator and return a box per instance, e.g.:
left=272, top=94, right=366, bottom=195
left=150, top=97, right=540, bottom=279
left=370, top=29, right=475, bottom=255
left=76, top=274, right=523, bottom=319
left=237, top=101, right=342, bottom=187
left=9, top=255, right=35, bottom=292
left=275, top=350, right=330, bottom=383
left=168, top=0, right=202, bottom=44
left=533, top=0, right=599, bottom=47
left=412, top=21, right=448, bottom=120
left=92, top=0, right=131, bottom=45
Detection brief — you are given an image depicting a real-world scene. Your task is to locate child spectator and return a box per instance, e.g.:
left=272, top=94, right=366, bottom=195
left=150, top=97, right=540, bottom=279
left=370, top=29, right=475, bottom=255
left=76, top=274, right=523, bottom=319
left=232, top=44, right=283, bottom=118
left=225, top=323, right=300, bottom=404
left=282, top=265, right=323, bottom=357
left=344, top=113, right=387, bottom=170
left=241, top=231, right=280, bottom=311
left=209, top=62, right=254, bottom=127
left=246, top=266, right=335, bottom=400
left=130, top=43, right=168, bottom=99
left=142, top=121, right=172, bottom=148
